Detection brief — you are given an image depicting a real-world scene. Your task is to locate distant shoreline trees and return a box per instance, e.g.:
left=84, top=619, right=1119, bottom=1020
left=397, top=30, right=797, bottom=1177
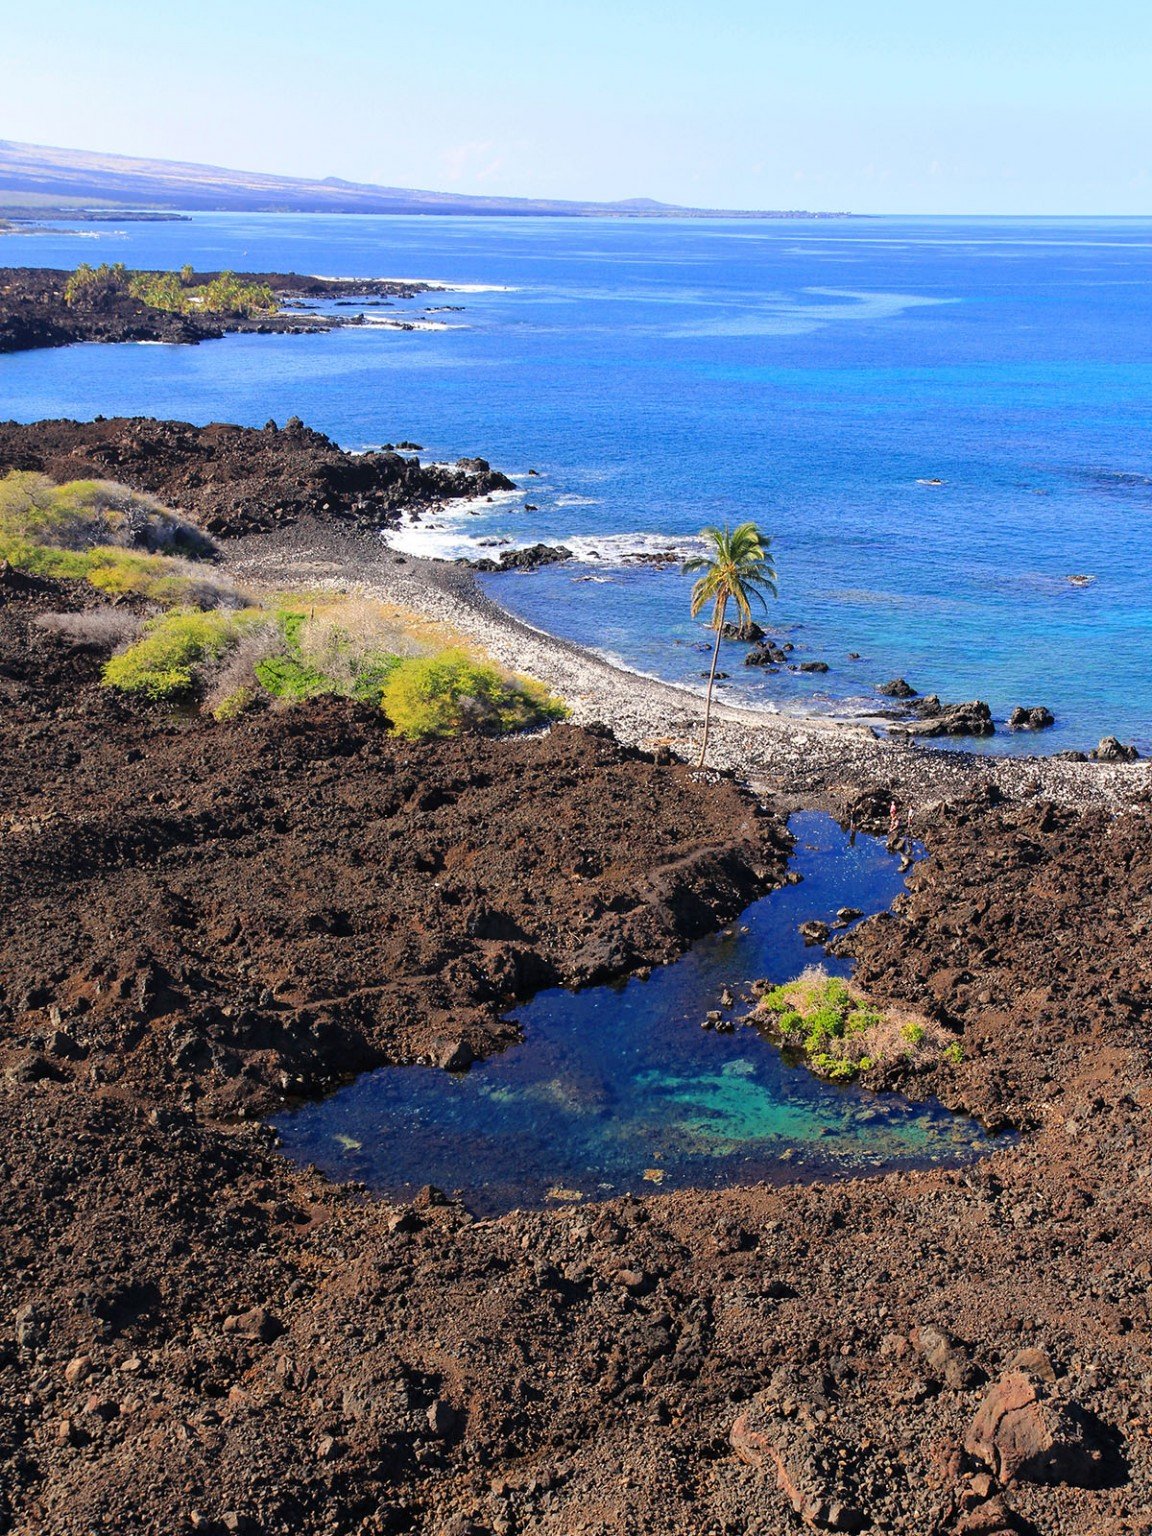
left=64, top=262, right=277, bottom=318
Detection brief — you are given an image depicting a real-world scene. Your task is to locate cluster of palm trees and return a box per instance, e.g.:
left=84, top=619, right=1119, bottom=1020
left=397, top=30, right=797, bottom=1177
left=683, top=521, right=777, bottom=767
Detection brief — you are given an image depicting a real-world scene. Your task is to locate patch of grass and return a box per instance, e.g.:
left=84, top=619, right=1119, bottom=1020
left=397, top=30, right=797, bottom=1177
left=254, top=651, right=333, bottom=701
left=382, top=648, right=567, bottom=739
left=756, top=965, right=950, bottom=1082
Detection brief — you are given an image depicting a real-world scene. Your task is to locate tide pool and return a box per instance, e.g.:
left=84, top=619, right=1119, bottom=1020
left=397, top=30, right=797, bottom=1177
left=273, top=813, right=998, bottom=1214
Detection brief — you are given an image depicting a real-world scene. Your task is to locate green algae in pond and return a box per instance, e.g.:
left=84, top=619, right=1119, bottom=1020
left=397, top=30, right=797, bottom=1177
left=274, top=812, right=1002, bottom=1215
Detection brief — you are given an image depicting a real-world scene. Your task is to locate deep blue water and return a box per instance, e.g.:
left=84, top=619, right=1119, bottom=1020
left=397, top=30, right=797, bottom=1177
left=3, top=212, right=1152, bottom=752
left=273, top=813, right=995, bottom=1214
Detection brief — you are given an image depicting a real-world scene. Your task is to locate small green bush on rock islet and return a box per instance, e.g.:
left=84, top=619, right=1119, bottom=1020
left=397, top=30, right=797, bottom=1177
left=757, top=966, right=954, bottom=1082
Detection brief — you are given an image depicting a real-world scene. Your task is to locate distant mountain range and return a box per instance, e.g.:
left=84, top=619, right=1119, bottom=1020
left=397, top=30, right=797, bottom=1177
left=0, top=139, right=848, bottom=220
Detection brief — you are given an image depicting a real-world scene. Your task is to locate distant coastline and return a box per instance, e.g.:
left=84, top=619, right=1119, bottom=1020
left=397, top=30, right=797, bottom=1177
left=0, top=137, right=855, bottom=220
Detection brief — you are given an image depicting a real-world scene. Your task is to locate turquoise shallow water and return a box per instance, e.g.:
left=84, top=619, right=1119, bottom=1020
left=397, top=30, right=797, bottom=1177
left=273, top=813, right=997, bottom=1214
left=2, top=213, right=1151, bottom=751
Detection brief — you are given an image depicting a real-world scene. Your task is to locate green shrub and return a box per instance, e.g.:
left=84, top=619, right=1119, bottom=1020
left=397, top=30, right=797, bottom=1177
left=755, top=965, right=941, bottom=1084
left=846, top=1006, right=880, bottom=1035
left=349, top=653, right=402, bottom=703
left=942, top=1041, right=963, bottom=1065
left=0, top=470, right=215, bottom=567
left=102, top=609, right=252, bottom=701
left=809, top=1052, right=856, bottom=1083
left=211, top=686, right=255, bottom=722
left=382, top=648, right=567, bottom=739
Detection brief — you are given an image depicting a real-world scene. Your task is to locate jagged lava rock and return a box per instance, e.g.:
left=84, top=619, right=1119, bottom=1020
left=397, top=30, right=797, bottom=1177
left=964, top=1371, right=1104, bottom=1486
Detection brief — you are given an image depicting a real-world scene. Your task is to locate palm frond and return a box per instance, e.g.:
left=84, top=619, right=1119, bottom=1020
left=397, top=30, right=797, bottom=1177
left=683, top=518, right=779, bottom=629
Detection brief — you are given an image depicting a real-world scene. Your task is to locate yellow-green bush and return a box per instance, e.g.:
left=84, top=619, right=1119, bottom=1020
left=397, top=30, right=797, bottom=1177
left=102, top=609, right=261, bottom=701
left=382, top=648, right=566, bottom=739
left=0, top=471, right=214, bottom=560
left=0, top=470, right=245, bottom=610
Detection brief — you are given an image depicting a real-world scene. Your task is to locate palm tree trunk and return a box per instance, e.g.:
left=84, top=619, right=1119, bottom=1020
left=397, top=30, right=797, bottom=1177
left=698, top=596, right=727, bottom=768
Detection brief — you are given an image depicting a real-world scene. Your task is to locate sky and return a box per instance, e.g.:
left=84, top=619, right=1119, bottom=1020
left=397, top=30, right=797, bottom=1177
left=3, top=0, right=1152, bottom=215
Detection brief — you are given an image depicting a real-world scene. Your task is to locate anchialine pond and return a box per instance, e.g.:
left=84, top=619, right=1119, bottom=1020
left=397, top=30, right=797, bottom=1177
left=274, top=812, right=1001, bottom=1214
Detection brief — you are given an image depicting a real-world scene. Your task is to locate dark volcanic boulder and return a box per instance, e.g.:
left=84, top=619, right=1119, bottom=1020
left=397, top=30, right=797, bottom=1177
left=1090, top=735, right=1140, bottom=762
left=795, top=660, right=830, bottom=674
left=720, top=618, right=765, bottom=643
left=1008, top=705, right=1055, bottom=731
left=744, top=642, right=788, bottom=667
left=877, top=678, right=917, bottom=699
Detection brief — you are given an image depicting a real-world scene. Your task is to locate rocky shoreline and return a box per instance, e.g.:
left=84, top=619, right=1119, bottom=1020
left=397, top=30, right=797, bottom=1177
left=0, top=417, right=513, bottom=538
left=230, top=517, right=1152, bottom=813
left=0, top=267, right=439, bottom=354
left=3, top=430, right=1152, bottom=1534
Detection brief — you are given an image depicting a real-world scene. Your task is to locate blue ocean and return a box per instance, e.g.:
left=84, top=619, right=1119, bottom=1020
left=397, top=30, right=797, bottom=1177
left=3, top=212, right=1151, bottom=753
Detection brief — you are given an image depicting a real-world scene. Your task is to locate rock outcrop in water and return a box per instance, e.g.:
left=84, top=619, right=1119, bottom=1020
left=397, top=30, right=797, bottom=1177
left=1008, top=705, right=1055, bottom=731
left=1091, top=735, right=1140, bottom=762
left=888, top=695, right=995, bottom=737
left=0, top=416, right=514, bottom=536
left=720, top=618, right=766, bottom=643
left=745, top=640, right=791, bottom=667
left=877, top=677, right=918, bottom=698
left=465, top=542, right=574, bottom=573
left=0, top=266, right=436, bottom=353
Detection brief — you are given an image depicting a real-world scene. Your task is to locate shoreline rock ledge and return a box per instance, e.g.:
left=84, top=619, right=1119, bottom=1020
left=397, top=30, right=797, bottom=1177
left=888, top=696, right=995, bottom=738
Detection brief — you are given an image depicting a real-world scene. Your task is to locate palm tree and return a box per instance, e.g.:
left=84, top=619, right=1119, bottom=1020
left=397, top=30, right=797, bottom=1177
left=683, top=521, right=778, bottom=767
